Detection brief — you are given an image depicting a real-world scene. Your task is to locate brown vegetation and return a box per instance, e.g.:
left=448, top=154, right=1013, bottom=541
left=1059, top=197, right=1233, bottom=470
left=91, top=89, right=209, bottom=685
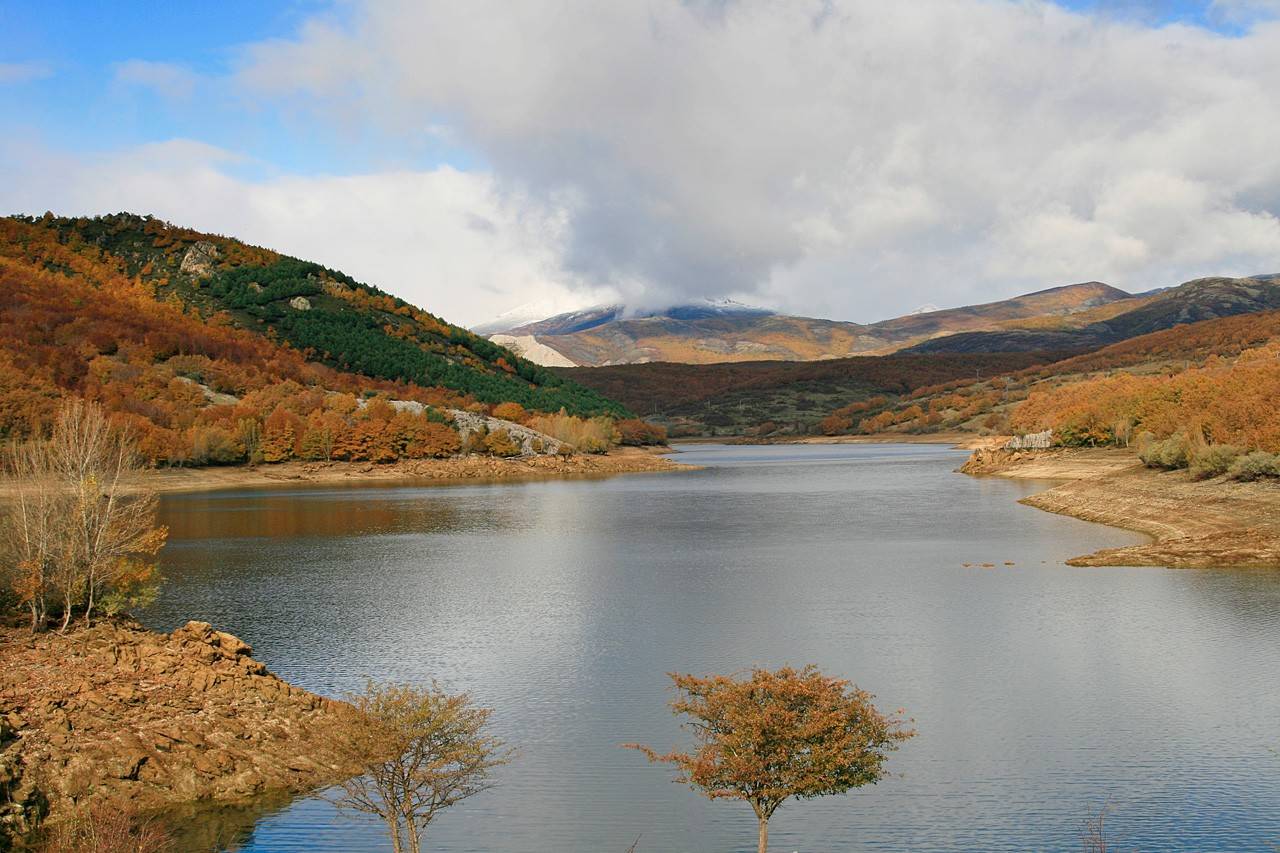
left=332, top=682, right=511, bottom=853
left=626, top=666, right=913, bottom=853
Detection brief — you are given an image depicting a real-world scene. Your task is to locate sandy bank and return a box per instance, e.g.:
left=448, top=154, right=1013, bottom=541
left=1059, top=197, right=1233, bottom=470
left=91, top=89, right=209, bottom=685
left=693, top=432, right=1000, bottom=450
left=0, top=619, right=361, bottom=843
left=132, top=446, right=690, bottom=495
left=961, top=447, right=1280, bottom=569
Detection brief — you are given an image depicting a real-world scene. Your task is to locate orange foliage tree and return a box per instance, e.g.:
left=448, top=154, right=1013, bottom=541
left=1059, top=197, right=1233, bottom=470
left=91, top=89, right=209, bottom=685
left=626, top=666, right=914, bottom=853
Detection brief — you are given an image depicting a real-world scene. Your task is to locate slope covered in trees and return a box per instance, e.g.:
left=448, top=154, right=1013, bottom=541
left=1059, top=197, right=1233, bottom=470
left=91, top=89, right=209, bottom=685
left=7, top=213, right=622, bottom=417
left=0, top=214, right=633, bottom=465
left=807, top=308, right=1280, bottom=469
left=559, top=350, right=1069, bottom=436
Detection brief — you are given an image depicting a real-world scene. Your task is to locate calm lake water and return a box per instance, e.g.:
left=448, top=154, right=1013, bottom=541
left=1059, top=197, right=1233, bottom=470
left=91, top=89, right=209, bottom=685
left=142, top=443, right=1280, bottom=852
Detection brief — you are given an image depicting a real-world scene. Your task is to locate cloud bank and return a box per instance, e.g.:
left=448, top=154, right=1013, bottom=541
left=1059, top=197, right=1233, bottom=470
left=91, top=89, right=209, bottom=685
left=7, top=1, right=1280, bottom=326
left=1, top=139, right=614, bottom=326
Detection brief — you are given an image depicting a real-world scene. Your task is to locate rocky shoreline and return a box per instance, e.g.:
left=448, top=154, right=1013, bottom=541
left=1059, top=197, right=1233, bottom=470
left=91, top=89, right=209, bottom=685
left=960, top=446, right=1280, bottom=569
left=0, top=619, right=361, bottom=846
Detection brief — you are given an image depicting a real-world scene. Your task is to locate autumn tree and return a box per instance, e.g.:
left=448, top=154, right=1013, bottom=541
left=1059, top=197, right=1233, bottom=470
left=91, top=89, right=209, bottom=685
left=1, top=401, right=167, bottom=631
left=626, top=666, right=914, bottom=853
left=332, top=681, right=512, bottom=853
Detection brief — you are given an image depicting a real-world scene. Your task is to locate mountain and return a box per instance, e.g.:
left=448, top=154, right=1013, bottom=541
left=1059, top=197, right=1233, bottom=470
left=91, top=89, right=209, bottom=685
left=5, top=213, right=622, bottom=416
left=905, top=276, right=1280, bottom=354
left=488, top=282, right=1134, bottom=366
left=0, top=213, right=628, bottom=463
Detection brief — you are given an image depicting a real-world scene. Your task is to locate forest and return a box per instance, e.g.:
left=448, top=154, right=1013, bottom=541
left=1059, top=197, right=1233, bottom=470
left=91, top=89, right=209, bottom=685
left=6, top=214, right=623, bottom=419
left=0, top=215, right=653, bottom=466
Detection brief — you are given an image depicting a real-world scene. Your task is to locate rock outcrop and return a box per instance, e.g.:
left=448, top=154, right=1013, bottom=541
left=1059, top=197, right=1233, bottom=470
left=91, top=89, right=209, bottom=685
left=0, top=620, right=360, bottom=846
left=178, top=241, right=220, bottom=278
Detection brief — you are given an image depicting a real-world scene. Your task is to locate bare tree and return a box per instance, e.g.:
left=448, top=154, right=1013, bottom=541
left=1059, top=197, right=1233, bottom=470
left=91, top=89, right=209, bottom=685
left=1, top=401, right=166, bottom=632
left=332, top=681, right=512, bottom=853
left=1, top=437, right=60, bottom=631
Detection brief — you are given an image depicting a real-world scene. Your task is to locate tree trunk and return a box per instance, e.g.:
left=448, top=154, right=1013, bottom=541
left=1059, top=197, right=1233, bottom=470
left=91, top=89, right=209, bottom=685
left=757, top=815, right=769, bottom=853
left=386, top=816, right=403, bottom=853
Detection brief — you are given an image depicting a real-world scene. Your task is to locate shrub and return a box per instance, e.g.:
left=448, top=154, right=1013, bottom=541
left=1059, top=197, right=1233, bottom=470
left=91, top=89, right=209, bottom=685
left=1227, top=450, right=1280, bottom=481
left=1188, top=444, right=1241, bottom=480
left=616, top=418, right=669, bottom=446
left=484, top=428, right=521, bottom=457
left=491, top=402, right=527, bottom=423
left=1139, top=434, right=1191, bottom=470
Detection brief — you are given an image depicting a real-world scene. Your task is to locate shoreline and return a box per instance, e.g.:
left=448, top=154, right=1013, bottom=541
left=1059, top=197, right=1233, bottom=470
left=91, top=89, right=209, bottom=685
left=960, top=446, right=1280, bottom=569
left=131, top=447, right=692, bottom=495
left=0, top=619, right=362, bottom=844
left=675, top=432, right=999, bottom=450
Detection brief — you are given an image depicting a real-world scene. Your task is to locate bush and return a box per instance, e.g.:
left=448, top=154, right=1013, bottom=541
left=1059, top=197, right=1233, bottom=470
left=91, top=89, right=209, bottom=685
left=616, top=418, right=668, bottom=446
left=484, top=428, right=521, bottom=457
left=1227, top=450, right=1280, bottom=481
left=1188, top=444, right=1241, bottom=480
left=1138, top=434, right=1191, bottom=470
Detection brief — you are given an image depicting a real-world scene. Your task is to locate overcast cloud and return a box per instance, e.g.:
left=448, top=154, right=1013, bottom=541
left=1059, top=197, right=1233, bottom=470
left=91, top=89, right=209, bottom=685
left=7, top=1, right=1280, bottom=325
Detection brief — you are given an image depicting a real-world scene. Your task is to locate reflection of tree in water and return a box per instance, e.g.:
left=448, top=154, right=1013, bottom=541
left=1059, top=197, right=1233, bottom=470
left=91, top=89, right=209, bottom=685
left=161, top=790, right=297, bottom=853
left=158, top=489, right=488, bottom=541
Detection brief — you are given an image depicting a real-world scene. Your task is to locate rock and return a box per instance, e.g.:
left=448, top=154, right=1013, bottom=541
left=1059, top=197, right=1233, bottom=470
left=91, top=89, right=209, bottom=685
left=179, top=241, right=220, bottom=278
left=0, top=619, right=365, bottom=848
left=289, top=296, right=312, bottom=311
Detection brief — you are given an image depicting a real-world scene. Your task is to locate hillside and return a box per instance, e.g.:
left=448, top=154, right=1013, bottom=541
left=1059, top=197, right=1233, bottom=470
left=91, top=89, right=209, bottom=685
left=813, top=308, right=1280, bottom=447
left=562, top=304, right=1280, bottom=441
left=0, top=213, right=634, bottom=465
left=558, top=350, right=1070, bottom=436
left=906, top=276, right=1280, bottom=354
left=490, top=282, right=1133, bottom=366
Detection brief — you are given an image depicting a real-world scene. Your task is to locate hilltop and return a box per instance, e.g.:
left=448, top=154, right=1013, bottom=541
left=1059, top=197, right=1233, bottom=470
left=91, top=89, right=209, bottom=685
left=0, top=213, right=657, bottom=467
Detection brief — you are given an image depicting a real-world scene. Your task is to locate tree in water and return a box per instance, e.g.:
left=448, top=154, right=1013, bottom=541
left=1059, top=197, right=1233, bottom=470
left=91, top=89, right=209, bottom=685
left=333, top=681, right=512, bottom=853
left=626, top=665, right=914, bottom=853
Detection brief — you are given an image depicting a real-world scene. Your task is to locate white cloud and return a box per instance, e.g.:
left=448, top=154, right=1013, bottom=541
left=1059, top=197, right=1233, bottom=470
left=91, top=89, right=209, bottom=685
left=0, top=61, right=52, bottom=85
left=221, top=0, right=1280, bottom=321
left=1211, top=0, right=1280, bottom=24
left=0, top=139, right=616, bottom=327
left=112, top=60, right=199, bottom=100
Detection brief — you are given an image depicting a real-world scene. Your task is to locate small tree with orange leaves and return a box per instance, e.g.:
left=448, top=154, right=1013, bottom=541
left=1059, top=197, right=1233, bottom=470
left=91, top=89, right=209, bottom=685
left=626, top=666, right=913, bottom=853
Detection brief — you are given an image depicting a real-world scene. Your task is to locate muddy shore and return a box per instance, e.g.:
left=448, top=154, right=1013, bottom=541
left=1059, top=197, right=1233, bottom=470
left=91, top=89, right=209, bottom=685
left=961, top=446, right=1280, bottom=569
left=123, top=446, right=689, bottom=495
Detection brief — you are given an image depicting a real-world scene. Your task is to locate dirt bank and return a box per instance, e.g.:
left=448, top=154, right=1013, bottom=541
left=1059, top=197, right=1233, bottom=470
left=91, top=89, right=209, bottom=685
left=129, top=446, right=689, bottom=494
left=0, top=619, right=361, bottom=844
left=697, top=432, right=1003, bottom=450
left=961, top=447, right=1280, bottom=569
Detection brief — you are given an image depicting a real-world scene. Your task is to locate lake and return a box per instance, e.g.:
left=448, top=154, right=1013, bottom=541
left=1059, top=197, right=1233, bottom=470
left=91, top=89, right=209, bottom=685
left=142, top=443, right=1280, bottom=852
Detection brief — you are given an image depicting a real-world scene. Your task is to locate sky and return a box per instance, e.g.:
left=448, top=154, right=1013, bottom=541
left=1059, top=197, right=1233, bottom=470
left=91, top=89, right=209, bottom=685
left=4, top=0, right=1280, bottom=327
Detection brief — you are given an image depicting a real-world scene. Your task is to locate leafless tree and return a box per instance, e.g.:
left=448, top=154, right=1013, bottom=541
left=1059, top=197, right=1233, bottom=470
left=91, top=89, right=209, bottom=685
left=332, top=681, right=512, bottom=853
left=1, top=401, right=166, bottom=632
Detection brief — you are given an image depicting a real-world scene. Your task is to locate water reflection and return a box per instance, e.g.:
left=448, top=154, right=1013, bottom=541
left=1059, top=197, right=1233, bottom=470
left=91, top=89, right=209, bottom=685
left=145, top=444, right=1280, bottom=852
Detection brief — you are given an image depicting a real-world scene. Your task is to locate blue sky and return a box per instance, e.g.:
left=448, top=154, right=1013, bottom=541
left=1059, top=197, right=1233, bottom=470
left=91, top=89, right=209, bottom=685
left=0, top=0, right=1264, bottom=176
left=2, top=1, right=1279, bottom=326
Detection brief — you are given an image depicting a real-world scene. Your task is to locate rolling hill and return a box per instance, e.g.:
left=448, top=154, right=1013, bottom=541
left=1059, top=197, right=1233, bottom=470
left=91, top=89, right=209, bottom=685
left=0, top=213, right=630, bottom=464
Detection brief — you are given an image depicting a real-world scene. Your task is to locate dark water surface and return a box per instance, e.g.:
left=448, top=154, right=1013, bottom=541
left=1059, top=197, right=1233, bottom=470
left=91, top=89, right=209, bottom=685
left=143, top=443, right=1280, bottom=852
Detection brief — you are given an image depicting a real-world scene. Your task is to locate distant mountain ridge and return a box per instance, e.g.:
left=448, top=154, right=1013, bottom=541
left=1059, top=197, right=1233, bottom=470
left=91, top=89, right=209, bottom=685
left=486, top=282, right=1134, bottom=366
left=488, top=276, right=1280, bottom=366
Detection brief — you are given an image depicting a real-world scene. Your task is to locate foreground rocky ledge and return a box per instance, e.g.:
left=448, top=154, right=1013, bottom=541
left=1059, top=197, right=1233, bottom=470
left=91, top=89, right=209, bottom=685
left=960, top=447, right=1280, bottom=569
left=139, top=446, right=689, bottom=494
left=0, top=619, right=359, bottom=843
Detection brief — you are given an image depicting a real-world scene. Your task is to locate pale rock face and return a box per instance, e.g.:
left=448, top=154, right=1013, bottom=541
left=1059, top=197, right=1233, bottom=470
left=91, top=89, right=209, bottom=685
left=289, top=296, right=312, bottom=311
left=179, top=241, right=220, bottom=278
left=489, top=334, right=577, bottom=367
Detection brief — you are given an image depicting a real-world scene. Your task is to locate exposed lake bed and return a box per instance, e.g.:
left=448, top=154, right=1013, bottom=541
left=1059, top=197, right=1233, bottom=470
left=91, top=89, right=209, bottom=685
left=139, top=443, right=1280, bottom=852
